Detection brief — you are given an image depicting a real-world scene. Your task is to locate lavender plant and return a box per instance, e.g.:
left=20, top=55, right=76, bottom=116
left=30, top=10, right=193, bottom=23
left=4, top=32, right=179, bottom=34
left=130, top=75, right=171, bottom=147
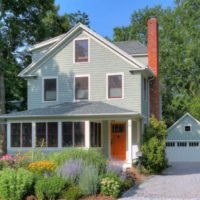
left=106, top=163, right=122, bottom=176
left=58, top=159, right=83, bottom=183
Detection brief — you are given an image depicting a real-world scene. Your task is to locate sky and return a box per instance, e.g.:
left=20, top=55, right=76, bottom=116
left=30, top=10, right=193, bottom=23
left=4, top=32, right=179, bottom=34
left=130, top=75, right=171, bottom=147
left=55, top=0, right=175, bottom=39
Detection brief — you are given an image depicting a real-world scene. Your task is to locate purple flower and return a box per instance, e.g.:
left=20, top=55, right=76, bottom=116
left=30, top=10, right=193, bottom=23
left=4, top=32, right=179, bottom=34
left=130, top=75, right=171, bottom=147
left=58, top=159, right=83, bottom=183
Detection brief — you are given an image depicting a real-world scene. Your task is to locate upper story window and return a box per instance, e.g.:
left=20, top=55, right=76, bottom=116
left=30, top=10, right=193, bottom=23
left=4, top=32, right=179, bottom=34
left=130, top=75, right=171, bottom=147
left=107, top=73, right=123, bottom=99
left=144, top=78, right=147, bottom=101
left=75, top=76, right=89, bottom=100
left=75, top=39, right=89, bottom=63
left=43, top=78, right=57, bottom=101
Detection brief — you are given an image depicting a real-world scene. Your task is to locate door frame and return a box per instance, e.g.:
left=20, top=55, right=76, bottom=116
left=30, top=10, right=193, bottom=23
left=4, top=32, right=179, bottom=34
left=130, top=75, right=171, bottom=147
left=110, top=121, right=127, bottom=160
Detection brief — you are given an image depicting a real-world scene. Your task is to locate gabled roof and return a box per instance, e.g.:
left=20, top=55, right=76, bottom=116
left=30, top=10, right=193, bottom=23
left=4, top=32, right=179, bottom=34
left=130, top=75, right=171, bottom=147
left=19, top=23, right=151, bottom=77
left=113, top=41, right=147, bottom=55
left=0, top=101, right=139, bottom=119
left=167, top=113, right=200, bottom=132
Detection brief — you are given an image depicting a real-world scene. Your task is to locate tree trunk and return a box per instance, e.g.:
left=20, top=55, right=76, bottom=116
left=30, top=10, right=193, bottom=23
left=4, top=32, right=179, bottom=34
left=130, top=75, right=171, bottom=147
left=0, top=72, right=6, bottom=155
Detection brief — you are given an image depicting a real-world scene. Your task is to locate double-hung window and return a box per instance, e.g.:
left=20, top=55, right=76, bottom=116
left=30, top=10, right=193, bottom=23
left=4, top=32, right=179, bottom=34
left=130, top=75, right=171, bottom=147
left=43, top=78, right=57, bottom=101
left=11, top=123, right=32, bottom=147
left=75, top=76, right=89, bottom=100
left=107, top=73, right=123, bottom=99
left=74, top=39, right=89, bottom=63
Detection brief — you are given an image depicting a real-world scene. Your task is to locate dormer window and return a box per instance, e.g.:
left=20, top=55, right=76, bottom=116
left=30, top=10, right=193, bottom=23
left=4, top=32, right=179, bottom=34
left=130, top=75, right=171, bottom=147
left=75, top=75, right=89, bottom=100
left=75, top=39, right=89, bottom=63
left=185, top=125, right=191, bottom=132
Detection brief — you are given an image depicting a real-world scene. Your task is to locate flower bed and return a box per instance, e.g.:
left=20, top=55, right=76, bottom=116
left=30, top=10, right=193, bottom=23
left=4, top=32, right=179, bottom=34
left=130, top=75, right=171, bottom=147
left=0, top=150, right=135, bottom=200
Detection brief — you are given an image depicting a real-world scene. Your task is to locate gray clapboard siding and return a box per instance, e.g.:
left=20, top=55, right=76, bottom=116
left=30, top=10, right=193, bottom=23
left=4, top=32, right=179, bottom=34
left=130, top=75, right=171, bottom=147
left=27, top=30, right=144, bottom=114
left=167, top=115, right=200, bottom=141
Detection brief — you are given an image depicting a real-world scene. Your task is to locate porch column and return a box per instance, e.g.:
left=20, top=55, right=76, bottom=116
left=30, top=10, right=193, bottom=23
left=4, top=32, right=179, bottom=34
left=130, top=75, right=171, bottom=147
left=7, top=122, right=11, bottom=149
left=85, top=120, right=90, bottom=148
left=127, top=119, right=132, bottom=164
left=58, top=122, right=62, bottom=148
left=32, top=122, right=36, bottom=148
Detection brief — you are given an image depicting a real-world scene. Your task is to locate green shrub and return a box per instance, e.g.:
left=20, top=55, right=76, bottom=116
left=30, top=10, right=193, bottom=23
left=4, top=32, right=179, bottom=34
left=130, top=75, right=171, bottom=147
left=0, top=168, right=34, bottom=200
left=78, top=164, right=99, bottom=196
left=35, top=176, right=68, bottom=200
left=50, top=149, right=106, bottom=174
left=62, top=186, right=82, bottom=200
left=100, top=176, right=121, bottom=198
left=140, top=116, right=167, bottom=173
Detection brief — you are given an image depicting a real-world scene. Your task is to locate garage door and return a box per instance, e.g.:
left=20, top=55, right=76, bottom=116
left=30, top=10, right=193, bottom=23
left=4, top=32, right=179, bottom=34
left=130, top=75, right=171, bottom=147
left=166, top=141, right=200, bottom=162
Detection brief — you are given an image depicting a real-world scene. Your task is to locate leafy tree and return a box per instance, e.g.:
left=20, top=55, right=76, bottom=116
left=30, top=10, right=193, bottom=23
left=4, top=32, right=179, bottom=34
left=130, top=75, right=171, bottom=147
left=113, top=0, right=200, bottom=126
left=0, top=0, right=89, bottom=153
left=140, top=116, right=167, bottom=173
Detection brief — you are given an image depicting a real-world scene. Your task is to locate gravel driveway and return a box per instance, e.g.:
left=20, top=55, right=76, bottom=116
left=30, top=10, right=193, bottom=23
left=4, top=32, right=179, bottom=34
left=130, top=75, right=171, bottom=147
left=120, top=163, right=200, bottom=200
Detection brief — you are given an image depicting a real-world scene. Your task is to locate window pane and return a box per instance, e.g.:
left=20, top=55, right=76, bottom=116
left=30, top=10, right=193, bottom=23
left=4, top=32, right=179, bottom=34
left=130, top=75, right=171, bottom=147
left=36, top=123, right=46, bottom=147
left=11, top=123, right=20, bottom=147
left=22, top=123, right=32, bottom=147
left=108, top=75, right=122, bottom=98
left=90, top=122, right=101, bottom=147
left=47, top=122, right=58, bottom=147
left=62, top=122, right=73, bottom=147
left=75, top=77, right=88, bottom=100
left=74, top=122, right=85, bottom=147
left=44, top=79, right=57, bottom=101
left=75, top=39, right=88, bottom=62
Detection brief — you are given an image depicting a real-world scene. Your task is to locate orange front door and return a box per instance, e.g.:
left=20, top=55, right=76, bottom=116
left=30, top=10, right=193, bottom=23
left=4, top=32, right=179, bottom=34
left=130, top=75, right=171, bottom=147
left=111, top=122, right=126, bottom=160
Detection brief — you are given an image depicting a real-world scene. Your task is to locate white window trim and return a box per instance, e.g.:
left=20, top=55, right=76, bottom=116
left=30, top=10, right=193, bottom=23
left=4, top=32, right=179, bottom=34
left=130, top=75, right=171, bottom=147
left=74, top=74, right=90, bottom=102
left=42, top=76, right=58, bottom=102
left=106, top=72, right=124, bottom=100
left=184, top=124, right=192, bottom=132
left=73, top=38, right=90, bottom=64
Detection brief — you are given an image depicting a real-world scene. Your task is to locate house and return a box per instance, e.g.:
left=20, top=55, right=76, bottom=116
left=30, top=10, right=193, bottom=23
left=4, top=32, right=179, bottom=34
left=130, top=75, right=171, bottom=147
left=0, top=17, right=161, bottom=167
left=166, top=113, right=200, bottom=162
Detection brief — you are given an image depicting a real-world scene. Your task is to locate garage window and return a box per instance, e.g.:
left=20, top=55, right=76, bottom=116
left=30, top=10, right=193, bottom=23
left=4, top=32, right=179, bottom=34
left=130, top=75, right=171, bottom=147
left=185, top=125, right=191, bottom=132
left=177, top=142, right=187, bottom=147
left=166, top=142, right=175, bottom=147
left=189, top=142, right=199, bottom=147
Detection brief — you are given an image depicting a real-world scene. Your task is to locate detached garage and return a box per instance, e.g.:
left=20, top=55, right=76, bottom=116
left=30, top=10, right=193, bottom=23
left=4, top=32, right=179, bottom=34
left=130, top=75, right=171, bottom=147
left=166, top=113, right=200, bottom=162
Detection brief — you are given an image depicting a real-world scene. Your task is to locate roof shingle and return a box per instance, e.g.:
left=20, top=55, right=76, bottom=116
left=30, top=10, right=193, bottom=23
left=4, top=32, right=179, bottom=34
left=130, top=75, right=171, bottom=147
left=1, top=101, right=138, bottom=119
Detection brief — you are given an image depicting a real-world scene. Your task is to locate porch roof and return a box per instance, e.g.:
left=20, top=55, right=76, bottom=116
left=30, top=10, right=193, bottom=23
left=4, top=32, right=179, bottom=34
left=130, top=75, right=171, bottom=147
left=0, top=101, right=139, bottom=119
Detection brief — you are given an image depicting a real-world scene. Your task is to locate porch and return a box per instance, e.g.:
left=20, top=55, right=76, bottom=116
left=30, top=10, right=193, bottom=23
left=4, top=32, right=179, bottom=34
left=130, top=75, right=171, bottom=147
left=1, top=101, right=143, bottom=166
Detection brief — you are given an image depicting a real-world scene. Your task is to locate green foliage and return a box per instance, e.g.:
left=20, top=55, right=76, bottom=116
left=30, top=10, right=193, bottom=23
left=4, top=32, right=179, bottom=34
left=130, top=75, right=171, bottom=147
left=78, top=164, right=99, bottom=196
left=0, top=1, right=90, bottom=113
left=35, top=176, right=67, bottom=200
left=100, top=176, right=121, bottom=198
left=188, top=94, right=200, bottom=121
left=0, top=168, right=34, bottom=200
left=62, top=186, right=82, bottom=200
left=113, top=0, right=200, bottom=126
left=140, top=116, right=167, bottom=173
left=50, top=149, right=106, bottom=174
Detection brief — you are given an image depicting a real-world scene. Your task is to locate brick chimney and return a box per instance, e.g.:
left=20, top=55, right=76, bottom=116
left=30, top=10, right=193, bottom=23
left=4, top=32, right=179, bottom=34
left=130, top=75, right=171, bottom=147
left=148, top=17, right=160, bottom=120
